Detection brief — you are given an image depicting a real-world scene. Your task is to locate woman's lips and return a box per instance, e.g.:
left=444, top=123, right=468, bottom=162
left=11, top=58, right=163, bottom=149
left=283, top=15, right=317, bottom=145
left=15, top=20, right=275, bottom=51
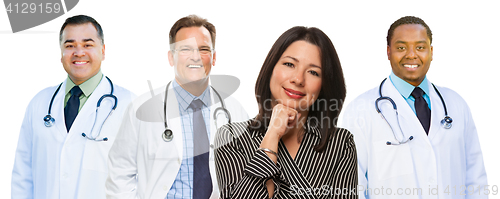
left=283, top=87, right=305, bottom=99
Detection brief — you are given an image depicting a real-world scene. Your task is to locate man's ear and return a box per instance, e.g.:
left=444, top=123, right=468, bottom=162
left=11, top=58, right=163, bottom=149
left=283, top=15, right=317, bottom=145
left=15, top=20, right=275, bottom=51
left=168, top=50, right=174, bottom=67
left=387, top=45, right=391, bottom=60
left=212, top=50, right=216, bottom=66
left=430, top=46, right=433, bottom=61
left=102, top=44, right=106, bottom=60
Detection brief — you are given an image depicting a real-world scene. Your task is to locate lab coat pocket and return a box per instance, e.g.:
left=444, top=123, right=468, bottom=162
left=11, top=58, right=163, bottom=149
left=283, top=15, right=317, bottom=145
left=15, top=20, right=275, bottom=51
left=146, top=132, right=180, bottom=163
left=78, top=168, right=107, bottom=199
left=372, top=141, right=415, bottom=181
left=81, top=140, right=113, bottom=172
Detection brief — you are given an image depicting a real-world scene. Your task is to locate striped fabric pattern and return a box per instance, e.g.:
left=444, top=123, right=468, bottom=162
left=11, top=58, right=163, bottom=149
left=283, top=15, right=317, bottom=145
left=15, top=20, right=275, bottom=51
left=215, top=120, right=358, bottom=199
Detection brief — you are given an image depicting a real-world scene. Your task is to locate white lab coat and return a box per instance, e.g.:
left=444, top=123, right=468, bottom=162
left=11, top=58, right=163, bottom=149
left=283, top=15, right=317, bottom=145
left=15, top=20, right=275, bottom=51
left=106, top=83, right=249, bottom=199
left=11, top=78, right=135, bottom=199
left=341, top=78, right=487, bottom=199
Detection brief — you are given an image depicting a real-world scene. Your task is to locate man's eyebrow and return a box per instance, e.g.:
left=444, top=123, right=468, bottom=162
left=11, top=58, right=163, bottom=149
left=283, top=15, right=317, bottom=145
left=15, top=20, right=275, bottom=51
left=63, top=39, right=75, bottom=44
left=63, top=38, right=96, bottom=44
left=177, top=44, right=192, bottom=48
left=179, top=44, right=211, bottom=48
left=394, top=40, right=428, bottom=44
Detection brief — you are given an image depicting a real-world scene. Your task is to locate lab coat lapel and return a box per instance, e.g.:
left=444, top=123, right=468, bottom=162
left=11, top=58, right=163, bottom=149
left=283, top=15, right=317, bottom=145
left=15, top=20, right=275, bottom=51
left=208, top=86, right=223, bottom=195
left=54, top=80, right=69, bottom=138
left=427, top=80, right=446, bottom=141
left=165, top=83, right=183, bottom=160
left=209, top=84, right=230, bottom=142
left=384, top=78, right=431, bottom=146
left=145, top=83, right=183, bottom=198
left=209, top=86, right=218, bottom=148
left=67, top=78, right=109, bottom=141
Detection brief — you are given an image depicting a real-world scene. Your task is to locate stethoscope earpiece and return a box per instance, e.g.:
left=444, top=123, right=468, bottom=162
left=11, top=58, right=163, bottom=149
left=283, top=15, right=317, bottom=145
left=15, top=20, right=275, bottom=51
left=386, top=136, right=414, bottom=146
left=82, top=133, right=108, bottom=141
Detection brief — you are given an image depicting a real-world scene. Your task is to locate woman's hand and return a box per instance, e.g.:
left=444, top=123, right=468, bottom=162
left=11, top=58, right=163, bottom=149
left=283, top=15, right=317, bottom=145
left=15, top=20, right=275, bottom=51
left=260, top=104, right=301, bottom=158
left=260, top=104, right=300, bottom=198
left=267, top=104, right=301, bottom=138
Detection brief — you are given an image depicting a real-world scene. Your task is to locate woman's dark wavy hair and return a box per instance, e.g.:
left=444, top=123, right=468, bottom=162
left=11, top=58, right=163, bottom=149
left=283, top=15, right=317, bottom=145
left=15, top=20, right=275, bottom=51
left=250, top=26, right=346, bottom=152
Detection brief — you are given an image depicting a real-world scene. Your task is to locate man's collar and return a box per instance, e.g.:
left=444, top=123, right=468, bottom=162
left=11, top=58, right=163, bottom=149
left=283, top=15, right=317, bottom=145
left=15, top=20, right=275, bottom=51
left=389, top=72, right=430, bottom=99
left=172, top=80, right=211, bottom=111
left=65, top=70, right=103, bottom=97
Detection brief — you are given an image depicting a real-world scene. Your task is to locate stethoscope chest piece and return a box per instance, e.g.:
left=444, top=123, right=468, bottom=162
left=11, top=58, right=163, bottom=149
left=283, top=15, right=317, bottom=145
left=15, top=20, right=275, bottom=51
left=441, top=116, right=453, bottom=129
left=163, top=129, right=173, bottom=142
left=43, top=115, right=55, bottom=127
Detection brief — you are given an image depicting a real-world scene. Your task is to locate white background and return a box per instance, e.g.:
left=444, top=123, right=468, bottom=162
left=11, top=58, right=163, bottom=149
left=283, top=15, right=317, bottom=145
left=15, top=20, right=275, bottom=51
left=1, top=0, right=498, bottom=198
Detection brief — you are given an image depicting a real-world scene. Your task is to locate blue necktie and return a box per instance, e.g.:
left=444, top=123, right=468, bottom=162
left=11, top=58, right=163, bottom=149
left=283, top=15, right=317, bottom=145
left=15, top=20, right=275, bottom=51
left=189, top=99, right=212, bottom=199
left=411, top=87, right=431, bottom=134
left=65, top=86, right=83, bottom=132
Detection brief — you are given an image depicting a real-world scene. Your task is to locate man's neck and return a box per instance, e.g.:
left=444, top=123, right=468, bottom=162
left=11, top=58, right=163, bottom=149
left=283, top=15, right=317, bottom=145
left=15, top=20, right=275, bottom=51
left=175, top=78, right=209, bottom=97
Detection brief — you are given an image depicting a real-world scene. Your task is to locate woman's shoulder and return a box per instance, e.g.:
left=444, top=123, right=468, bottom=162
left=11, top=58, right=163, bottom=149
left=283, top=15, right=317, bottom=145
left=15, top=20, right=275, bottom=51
left=331, top=127, right=355, bottom=146
left=334, top=127, right=353, bottom=138
left=219, top=119, right=253, bottom=135
left=215, top=119, right=253, bottom=148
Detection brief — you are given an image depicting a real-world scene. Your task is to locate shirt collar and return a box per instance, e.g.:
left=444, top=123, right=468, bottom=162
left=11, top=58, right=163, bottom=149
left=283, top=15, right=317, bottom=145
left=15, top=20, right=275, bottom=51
left=172, top=80, right=211, bottom=111
left=65, top=70, right=103, bottom=97
left=306, top=119, right=322, bottom=139
left=389, top=71, right=430, bottom=99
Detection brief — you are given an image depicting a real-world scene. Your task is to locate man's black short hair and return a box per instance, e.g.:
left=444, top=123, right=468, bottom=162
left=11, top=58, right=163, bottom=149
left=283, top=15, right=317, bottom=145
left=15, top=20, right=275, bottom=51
left=59, top=15, right=104, bottom=44
left=387, top=16, right=432, bottom=46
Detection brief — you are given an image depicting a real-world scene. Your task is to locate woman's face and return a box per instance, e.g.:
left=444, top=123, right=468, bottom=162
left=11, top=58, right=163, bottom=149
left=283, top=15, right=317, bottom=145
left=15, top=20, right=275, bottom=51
left=269, top=40, right=322, bottom=112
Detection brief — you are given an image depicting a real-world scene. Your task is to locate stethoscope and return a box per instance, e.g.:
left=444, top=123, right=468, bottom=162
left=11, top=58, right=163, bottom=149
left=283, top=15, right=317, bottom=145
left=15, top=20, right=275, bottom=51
left=43, top=76, right=117, bottom=141
left=375, top=78, right=453, bottom=145
left=162, top=81, right=231, bottom=142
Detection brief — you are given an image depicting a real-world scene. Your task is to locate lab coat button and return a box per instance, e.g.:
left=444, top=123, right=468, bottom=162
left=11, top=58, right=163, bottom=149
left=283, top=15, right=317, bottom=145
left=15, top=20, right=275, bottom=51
left=163, top=185, right=169, bottom=191
left=429, top=178, right=435, bottom=183
left=178, top=158, right=181, bottom=164
left=210, top=144, right=214, bottom=149
left=63, top=173, right=68, bottom=178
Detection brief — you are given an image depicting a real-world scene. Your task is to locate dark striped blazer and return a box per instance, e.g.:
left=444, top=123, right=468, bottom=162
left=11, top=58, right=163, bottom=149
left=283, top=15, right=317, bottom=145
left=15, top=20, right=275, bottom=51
left=214, top=120, right=358, bottom=199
